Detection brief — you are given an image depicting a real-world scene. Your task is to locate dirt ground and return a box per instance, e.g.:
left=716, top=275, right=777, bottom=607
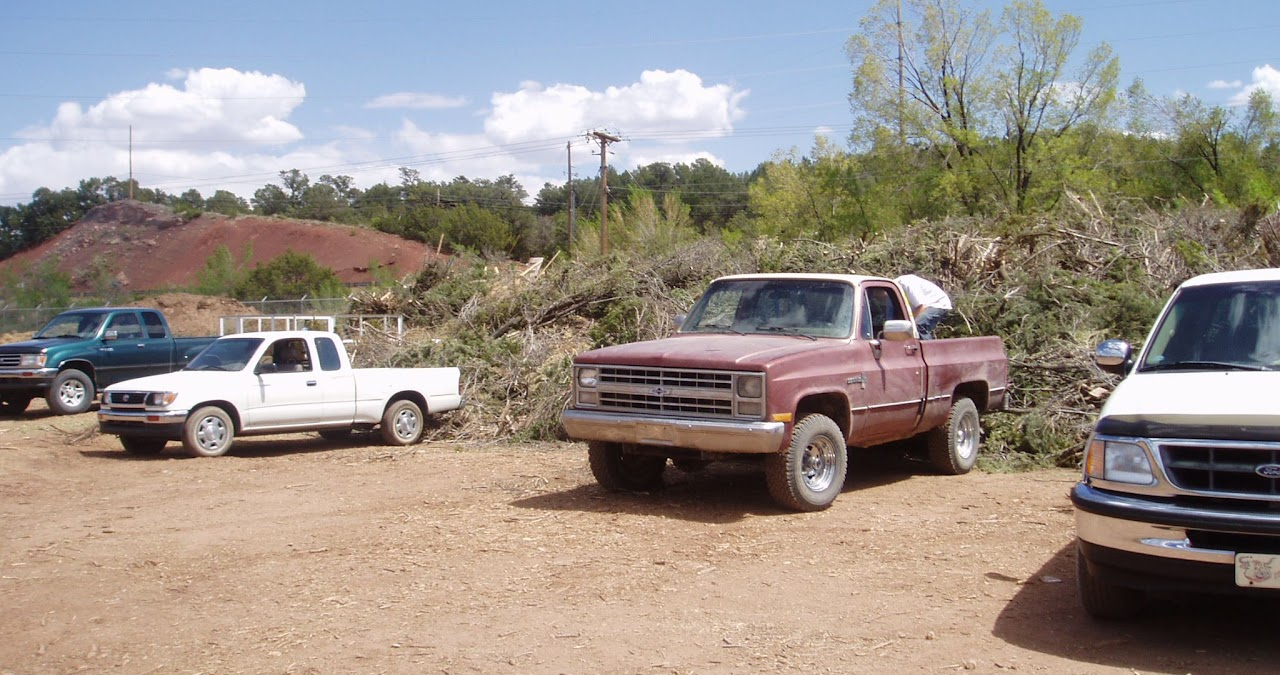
left=1, top=402, right=1277, bottom=674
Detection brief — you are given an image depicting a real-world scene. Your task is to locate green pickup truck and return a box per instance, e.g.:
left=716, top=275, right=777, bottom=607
left=0, top=308, right=218, bottom=416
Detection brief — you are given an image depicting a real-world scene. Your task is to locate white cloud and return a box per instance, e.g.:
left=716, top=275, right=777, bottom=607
left=485, top=69, right=748, bottom=143
left=1227, top=64, right=1280, bottom=105
left=1208, top=79, right=1243, bottom=90
left=0, top=67, right=748, bottom=205
left=365, top=93, right=467, bottom=110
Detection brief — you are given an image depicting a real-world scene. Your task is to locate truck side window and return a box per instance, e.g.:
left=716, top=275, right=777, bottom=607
left=863, top=286, right=906, bottom=338
left=269, top=339, right=311, bottom=372
left=107, top=313, right=143, bottom=339
left=315, top=337, right=342, bottom=371
left=141, top=311, right=168, bottom=339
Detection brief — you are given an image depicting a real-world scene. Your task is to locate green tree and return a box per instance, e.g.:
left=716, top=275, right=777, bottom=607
left=252, top=184, right=290, bottom=216
left=206, top=190, right=249, bottom=216
left=994, top=0, right=1118, bottom=212
left=196, top=243, right=253, bottom=296
left=233, top=250, right=346, bottom=300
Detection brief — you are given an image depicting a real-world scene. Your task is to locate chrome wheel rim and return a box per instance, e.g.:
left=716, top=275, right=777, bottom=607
left=956, top=412, right=978, bottom=461
left=58, top=380, right=85, bottom=408
left=802, top=434, right=839, bottom=492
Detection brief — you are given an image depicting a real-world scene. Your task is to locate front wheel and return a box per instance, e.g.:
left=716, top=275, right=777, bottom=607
left=182, top=406, right=234, bottom=457
left=0, top=395, right=32, bottom=416
left=121, top=436, right=167, bottom=455
left=765, top=414, right=847, bottom=511
left=47, top=370, right=94, bottom=415
left=1076, top=543, right=1144, bottom=619
left=588, top=441, right=666, bottom=491
left=927, top=397, right=980, bottom=475
left=381, top=399, right=424, bottom=446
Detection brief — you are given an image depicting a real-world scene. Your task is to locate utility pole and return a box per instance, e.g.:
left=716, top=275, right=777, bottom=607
left=590, top=130, right=621, bottom=255
left=128, top=125, right=134, bottom=200
left=567, top=141, right=576, bottom=250
left=896, top=0, right=905, bottom=146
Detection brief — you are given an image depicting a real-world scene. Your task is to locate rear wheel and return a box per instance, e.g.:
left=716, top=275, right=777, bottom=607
left=120, top=436, right=167, bottom=455
left=381, top=399, right=424, bottom=446
left=927, top=397, right=980, bottom=475
left=1076, top=543, right=1144, bottom=619
left=47, top=370, right=94, bottom=415
left=0, top=395, right=32, bottom=416
left=588, top=441, right=667, bottom=491
left=182, top=406, right=234, bottom=457
left=765, top=414, right=847, bottom=511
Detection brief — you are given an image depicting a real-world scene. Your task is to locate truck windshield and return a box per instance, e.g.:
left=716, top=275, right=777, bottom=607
left=34, top=312, right=104, bottom=339
left=681, top=279, right=854, bottom=339
left=185, top=337, right=263, bottom=372
left=1141, top=280, right=1280, bottom=372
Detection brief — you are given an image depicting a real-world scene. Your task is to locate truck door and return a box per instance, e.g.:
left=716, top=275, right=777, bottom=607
left=244, top=337, right=326, bottom=428
left=846, top=283, right=927, bottom=445
left=314, top=336, right=356, bottom=421
left=98, top=311, right=169, bottom=386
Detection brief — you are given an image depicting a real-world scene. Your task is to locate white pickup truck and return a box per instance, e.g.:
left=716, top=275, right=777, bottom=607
left=1073, top=268, right=1280, bottom=618
left=96, top=330, right=463, bottom=457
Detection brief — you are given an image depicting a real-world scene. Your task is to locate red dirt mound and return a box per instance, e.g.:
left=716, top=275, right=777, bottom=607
left=0, top=201, right=444, bottom=293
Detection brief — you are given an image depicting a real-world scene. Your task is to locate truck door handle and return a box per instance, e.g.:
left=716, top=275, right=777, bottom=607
left=307, top=381, right=317, bottom=386
left=904, top=344, right=919, bottom=354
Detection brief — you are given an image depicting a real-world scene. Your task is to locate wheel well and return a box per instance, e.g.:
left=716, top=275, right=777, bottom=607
left=192, top=401, right=241, bottom=433
left=794, top=393, right=850, bottom=439
left=387, top=391, right=429, bottom=414
left=59, top=361, right=95, bottom=382
left=952, top=382, right=988, bottom=410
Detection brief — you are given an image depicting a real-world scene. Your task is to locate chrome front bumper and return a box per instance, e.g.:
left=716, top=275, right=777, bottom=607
left=1072, top=482, right=1280, bottom=565
left=560, top=409, right=786, bottom=454
left=97, top=408, right=189, bottom=426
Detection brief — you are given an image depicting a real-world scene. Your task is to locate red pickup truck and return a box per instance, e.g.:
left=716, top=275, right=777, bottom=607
left=561, top=273, right=1009, bottom=511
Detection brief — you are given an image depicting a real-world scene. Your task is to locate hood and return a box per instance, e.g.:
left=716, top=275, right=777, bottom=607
left=1101, top=370, right=1280, bottom=428
left=573, top=333, right=844, bottom=370
left=0, top=337, right=82, bottom=353
left=103, top=369, right=238, bottom=394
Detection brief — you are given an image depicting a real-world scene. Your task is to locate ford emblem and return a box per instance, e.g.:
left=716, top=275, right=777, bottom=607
left=651, top=386, right=669, bottom=397
left=1256, top=464, right=1280, bottom=479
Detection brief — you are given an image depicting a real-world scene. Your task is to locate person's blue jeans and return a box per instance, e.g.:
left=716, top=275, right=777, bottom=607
left=915, top=308, right=950, bottom=339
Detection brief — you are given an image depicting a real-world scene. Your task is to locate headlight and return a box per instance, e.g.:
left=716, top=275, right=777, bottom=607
left=577, top=367, right=599, bottom=388
left=18, top=353, right=46, bottom=368
left=1085, top=437, right=1155, bottom=485
left=147, top=392, right=178, bottom=407
left=737, top=374, right=763, bottom=398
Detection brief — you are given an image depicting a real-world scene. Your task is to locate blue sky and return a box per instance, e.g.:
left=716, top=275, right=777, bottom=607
left=1, top=0, right=1277, bottom=206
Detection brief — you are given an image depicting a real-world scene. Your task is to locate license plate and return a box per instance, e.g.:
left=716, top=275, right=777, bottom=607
left=1235, top=553, right=1280, bottom=588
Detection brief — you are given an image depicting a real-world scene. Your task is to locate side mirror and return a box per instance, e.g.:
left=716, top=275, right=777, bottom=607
left=673, top=314, right=687, bottom=332
left=881, top=319, right=915, bottom=342
left=1094, top=339, right=1133, bottom=375
left=103, top=329, right=119, bottom=341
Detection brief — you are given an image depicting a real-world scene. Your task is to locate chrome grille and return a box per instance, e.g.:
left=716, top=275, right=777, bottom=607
left=586, top=366, right=758, bottom=420
left=0, top=355, right=22, bottom=367
left=106, top=391, right=149, bottom=407
left=1161, top=442, right=1280, bottom=497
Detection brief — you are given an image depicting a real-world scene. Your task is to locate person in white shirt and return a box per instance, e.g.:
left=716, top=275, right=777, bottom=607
left=894, top=274, right=952, bottom=339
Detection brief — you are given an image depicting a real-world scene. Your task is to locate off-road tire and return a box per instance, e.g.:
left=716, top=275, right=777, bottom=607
left=381, top=399, right=424, bottom=446
left=927, top=397, right=980, bottom=475
left=182, top=406, right=235, bottom=457
left=1076, top=543, right=1145, bottom=619
left=588, top=441, right=667, bottom=491
left=47, top=370, right=94, bottom=416
left=765, top=414, right=847, bottom=511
